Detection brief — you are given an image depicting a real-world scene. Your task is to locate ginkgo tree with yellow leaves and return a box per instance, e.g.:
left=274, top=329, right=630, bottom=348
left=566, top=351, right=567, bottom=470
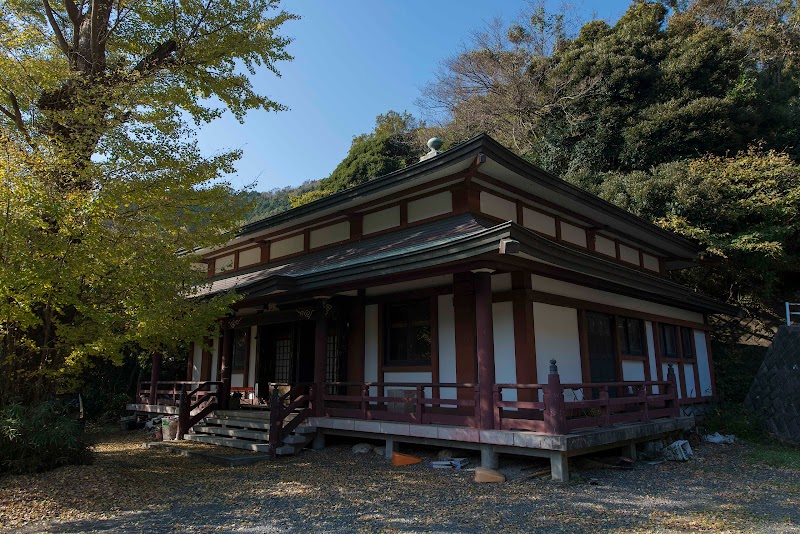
left=0, top=0, right=296, bottom=403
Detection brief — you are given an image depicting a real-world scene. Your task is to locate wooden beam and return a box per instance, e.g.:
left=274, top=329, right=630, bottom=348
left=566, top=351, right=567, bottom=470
left=474, top=272, right=495, bottom=429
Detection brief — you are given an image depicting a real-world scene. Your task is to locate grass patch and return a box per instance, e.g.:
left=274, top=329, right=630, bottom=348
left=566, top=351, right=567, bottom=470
left=746, top=444, right=800, bottom=470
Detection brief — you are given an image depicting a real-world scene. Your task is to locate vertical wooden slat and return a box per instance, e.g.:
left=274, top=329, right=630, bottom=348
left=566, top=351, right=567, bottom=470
left=313, top=316, right=327, bottom=416
left=512, top=272, right=536, bottom=402
left=430, top=296, right=440, bottom=399
left=453, top=273, right=477, bottom=400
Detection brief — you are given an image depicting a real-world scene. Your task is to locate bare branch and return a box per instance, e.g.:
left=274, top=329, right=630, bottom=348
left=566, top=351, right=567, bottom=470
left=42, top=0, right=71, bottom=57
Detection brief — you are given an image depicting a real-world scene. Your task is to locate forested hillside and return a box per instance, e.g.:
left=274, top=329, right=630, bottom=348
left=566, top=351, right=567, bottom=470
left=269, top=0, right=799, bottom=335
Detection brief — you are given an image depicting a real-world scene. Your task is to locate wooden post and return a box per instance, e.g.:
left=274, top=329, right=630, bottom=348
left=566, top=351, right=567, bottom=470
left=667, top=364, right=680, bottom=417
left=269, top=386, right=280, bottom=458
left=493, top=385, right=502, bottom=430
left=314, top=315, right=328, bottom=416
left=415, top=385, right=424, bottom=423
left=474, top=272, right=496, bottom=429
left=220, top=327, right=233, bottom=410
left=599, top=386, right=610, bottom=427
left=149, top=352, right=162, bottom=405
left=178, top=384, right=189, bottom=440
left=639, top=384, right=649, bottom=421
left=544, top=359, right=566, bottom=434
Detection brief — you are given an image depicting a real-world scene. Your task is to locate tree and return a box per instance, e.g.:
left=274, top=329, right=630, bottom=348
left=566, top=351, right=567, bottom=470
left=0, top=0, right=296, bottom=403
left=598, top=148, right=800, bottom=333
left=291, top=110, right=425, bottom=207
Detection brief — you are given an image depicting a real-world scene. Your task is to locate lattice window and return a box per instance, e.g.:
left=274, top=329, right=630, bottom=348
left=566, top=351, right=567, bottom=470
left=273, top=337, right=293, bottom=383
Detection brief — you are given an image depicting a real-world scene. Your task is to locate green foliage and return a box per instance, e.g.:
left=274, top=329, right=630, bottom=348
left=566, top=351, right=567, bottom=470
left=290, top=111, right=425, bottom=207
left=0, top=402, right=90, bottom=474
left=709, top=341, right=768, bottom=403
left=242, top=180, right=321, bottom=221
left=598, top=149, right=800, bottom=323
left=700, top=401, right=769, bottom=442
left=0, top=1, right=296, bottom=402
left=746, top=444, right=800, bottom=469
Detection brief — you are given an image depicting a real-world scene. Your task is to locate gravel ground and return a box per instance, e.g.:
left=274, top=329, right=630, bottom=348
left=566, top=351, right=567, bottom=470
left=1, top=427, right=798, bottom=533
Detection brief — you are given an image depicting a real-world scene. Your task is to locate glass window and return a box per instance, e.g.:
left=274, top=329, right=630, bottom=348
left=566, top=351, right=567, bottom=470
left=386, top=300, right=431, bottom=364
left=617, top=317, right=644, bottom=356
left=660, top=324, right=678, bottom=358
left=681, top=327, right=695, bottom=359
left=232, top=329, right=247, bottom=369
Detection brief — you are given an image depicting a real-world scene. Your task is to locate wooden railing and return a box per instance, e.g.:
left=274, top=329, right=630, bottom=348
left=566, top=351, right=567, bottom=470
left=268, top=382, right=314, bottom=456
left=137, top=381, right=218, bottom=406
left=322, top=382, right=480, bottom=427
left=177, top=381, right=223, bottom=439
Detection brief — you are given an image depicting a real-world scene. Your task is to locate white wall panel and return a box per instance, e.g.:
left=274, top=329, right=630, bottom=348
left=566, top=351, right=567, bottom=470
left=192, top=342, right=203, bottom=382
left=480, top=192, right=517, bottom=222
left=622, top=360, right=646, bottom=381
left=533, top=303, right=583, bottom=385
left=310, top=221, right=350, bottom=249
left=407, top=191, right=452, bottom=223
left=363, top=206, right=401, bottom=234
left=493, top=301, right=517, bottom=402
left=238, top=247, right=261, bottom=268
left=532, top=275, right=705, bottom=323
left=522, top=208, right=556, bottom=236
left=270, top=234, right=304, bottom=259
left=684, top=364, right=697, bottom=398
left=595, top=235, right=616, bottom=257
left=560, top=222, right=587, bottom=247
left=248, top=326, right=258, bottom=389
left=437, top=295, right=457, bottom=400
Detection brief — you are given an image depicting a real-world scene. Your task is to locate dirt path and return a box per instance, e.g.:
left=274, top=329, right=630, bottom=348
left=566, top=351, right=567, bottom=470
left=1, top=428, right=798, bottom=533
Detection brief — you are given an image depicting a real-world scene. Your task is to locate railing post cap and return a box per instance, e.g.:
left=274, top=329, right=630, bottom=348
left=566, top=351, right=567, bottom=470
left=549, top=359, right=559, bottom=375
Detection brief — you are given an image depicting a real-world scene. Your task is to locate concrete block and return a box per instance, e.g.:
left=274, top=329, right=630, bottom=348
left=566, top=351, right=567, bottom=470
left=354, top=419, right=382, bottom=433
left=380, top=422, right=410, bottom=436
left=480, top=430, right=515, bottom=446
left=437, top=427, right=480, bottom=442
left=480, top=445, right=499, bottom=469
left=408, top=424, right=439, bottom=439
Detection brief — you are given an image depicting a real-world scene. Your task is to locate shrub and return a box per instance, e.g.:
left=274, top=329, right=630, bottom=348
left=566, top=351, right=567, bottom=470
left=0, top=401, right=91, bottom=475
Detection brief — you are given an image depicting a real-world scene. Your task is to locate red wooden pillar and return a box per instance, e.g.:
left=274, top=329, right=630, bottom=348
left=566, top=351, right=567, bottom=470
left=149, top=352, right=162, bottom=405
left=667, top=364, right=680, bottom=417
left=186, top=342, right=194, bottom=381
left=544, top=359, right=566, bottom=434
left=220, top=327, right=233, bottom=410
left=314, top=315, right=328, bottom=416
left=474, top=272, right=496, bottom=429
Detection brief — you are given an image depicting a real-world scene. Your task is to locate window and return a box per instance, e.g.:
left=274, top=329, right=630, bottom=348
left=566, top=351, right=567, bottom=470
left=617, top=317, right=644, bottom=356
left=681, top=327, right=695, bottom=359
left=385, top=300, right=431, bottom=365
left=232, top=329, right=247, bottom=369
left=659, top=324, right=678, bottom=358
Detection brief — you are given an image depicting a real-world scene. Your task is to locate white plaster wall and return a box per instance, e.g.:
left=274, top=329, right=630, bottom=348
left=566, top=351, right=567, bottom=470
left=532, top=275, right=705, bottom=323
left=248, top=326, right=258, bottom=389
left=363, top=206, right=401, bottom=235
left=522, top=208, right=556, bottom=236
left=310, top=221, right=350, bottom=249
left=532, top=303, right=583, bottom=385
left=491, top=272, right=512, bottom=292
left=407, top=191, right=452, bottom=223
left=238, top=247, right=261, bottom=268
left=231, top=373, right=244, bottom=388
left=643, top=253, right=660, bottom=272
left=622, top=360, right=646, bottom=381
left=694, top=330, right=713, bottom=397
left=481, top=192, right=517, bottom=222
left=192, top=342, right=203, bottom=382
left=684, top=364, right=697, bottom=398
left=493, top=301, right=517, bottom=402
left=619, top=244, right=640, bottom=266
left=560, top=222, right=587, bottom=248
left=437, top=295, right=457, bottom=400
left=663, top=363, right=683, bottom=399
left=214, top=254, right=234, bottom=274
left=595, top=235, right=616, bottom=257
left=364, top=304, right=379, bottom=396
left=270, top=234, right=304, bottom=259
left=210, top=336, right=219, bottom=382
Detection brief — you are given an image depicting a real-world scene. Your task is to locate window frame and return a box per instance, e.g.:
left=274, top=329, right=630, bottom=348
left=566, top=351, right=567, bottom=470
left=231, top=328, right=248, bottom=371
left=659, top=323, right=680, bottom=360
left=383, top=299, right=433, bottom=367
left=616, top=316, right=646, bottom=358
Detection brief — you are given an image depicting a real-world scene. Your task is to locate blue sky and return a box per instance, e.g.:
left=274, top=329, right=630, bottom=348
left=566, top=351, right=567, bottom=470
left=196, top=0, right=632, bottom=192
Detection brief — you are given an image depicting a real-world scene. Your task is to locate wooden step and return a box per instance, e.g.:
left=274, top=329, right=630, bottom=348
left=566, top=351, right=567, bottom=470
left=184, top=433, right=270, bottom=453
left=282, top=434, right=310, bottom=445
left=214, top=410, right=271, bottom=420
left=276, top=444, right=300, bottom=455
left=293, top=424, right=317, bottom=434
left=204, top=417, right=270, bottom=430
left=192, top=425, right=269, bottom=441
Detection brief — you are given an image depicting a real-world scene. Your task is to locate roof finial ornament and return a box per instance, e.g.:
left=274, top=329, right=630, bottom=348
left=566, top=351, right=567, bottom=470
left=419, top=137, right=444, bottom=162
